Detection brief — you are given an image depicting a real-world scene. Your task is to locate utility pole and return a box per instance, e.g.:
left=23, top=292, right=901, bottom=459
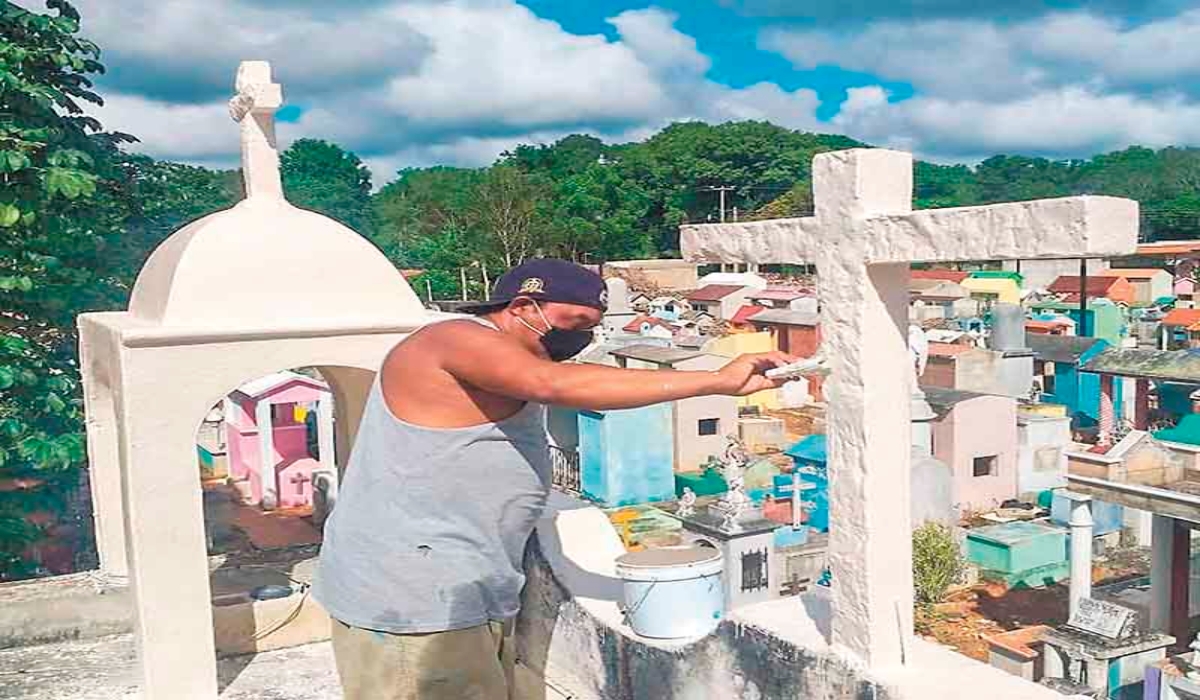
left=706, top=185, right=736, bottom=223
left=705, top=186, right=736, bottom=271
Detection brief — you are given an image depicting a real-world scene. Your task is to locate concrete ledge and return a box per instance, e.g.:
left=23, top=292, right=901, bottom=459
left=0, top=572, right=131, bottom=648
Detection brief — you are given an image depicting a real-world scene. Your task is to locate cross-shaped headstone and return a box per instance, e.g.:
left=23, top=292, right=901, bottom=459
left=680, top=148, right=1137, bottom=668
left=228, top=60, right=284, bottom=200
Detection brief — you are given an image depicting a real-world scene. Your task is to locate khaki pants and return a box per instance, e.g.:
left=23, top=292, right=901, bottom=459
left=330, top=618, right=514, bottom=700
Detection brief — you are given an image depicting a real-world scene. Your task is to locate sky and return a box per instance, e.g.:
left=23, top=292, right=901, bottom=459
left=36, top=0, right=1200, bottom=182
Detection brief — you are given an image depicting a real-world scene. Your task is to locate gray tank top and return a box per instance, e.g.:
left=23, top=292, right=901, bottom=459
left=313, top=318, right=551, bottom=633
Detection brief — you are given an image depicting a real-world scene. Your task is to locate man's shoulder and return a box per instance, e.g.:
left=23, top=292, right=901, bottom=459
left=388, top=318, right=500, bottom=361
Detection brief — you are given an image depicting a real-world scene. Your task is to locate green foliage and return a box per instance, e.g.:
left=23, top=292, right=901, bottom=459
left=912, top=522, right=965, bottom=608
left=0, top=0, right=125, bottom=578
left=281, top=138, right=373, bottom=232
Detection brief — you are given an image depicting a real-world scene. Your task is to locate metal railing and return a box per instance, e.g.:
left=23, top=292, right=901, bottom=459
left=549, top=445, right=581, bottom=495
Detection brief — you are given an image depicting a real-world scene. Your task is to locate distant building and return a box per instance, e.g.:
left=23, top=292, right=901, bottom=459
left=924, top=387, right=1020, bottom=513
left=961, top=271, right=1023, bottom=304
left=1027, top=333, right=1119, bottom=429
left=605, top=259, right=698, bottom=291
left=1100, top=268, right=1173, bottom=305
left=611, top=344, right=738, bottom=473
left=1047, top=275, right=1136, bottom=306
left=686, top=284, right=751, bottom=320
left=1027, top=299, right=1126, bottom=347
left=1161, top=308, right=1200, bottom=349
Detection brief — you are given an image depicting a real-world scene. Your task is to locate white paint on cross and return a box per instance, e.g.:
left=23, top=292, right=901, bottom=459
left=680, top=148, right=1137, bottom=669
left=228, top=60, right=284, bottom=200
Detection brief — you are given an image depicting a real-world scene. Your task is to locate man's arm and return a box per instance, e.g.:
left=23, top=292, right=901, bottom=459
left=437, top=322, right=796, bottom=410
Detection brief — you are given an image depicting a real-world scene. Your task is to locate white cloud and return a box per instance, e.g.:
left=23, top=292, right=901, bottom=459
left=382, top=2, right=669, bottom=128
left=74, top=0, right=430, bottom=104
left=607, top=8, right=711, bottom=76
left=761, top=8, right=1200, bottom=160
left=835, top=87, right=1200, bottom=160
left=88, top=1, right=834, bottom=177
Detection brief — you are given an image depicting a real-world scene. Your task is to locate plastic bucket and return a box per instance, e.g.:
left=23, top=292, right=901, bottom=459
left=615, top=546, right=724, bottom=639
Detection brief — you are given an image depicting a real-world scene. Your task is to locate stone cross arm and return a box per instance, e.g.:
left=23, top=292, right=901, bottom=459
left=680, top=150, right=1138, bottom=265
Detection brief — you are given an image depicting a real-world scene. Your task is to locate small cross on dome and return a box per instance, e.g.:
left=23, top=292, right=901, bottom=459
left=228, top=61, right=284, bottom=201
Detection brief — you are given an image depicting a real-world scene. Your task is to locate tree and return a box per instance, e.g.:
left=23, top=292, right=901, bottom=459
left=0, top=0, right=132, bottom=578
left=472, top=165, right=546, bottom=267
left=281, top=138, right=373, bottom=233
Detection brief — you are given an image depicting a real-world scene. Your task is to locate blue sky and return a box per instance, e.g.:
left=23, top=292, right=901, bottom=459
left=42, top=0, right=1200, bottom=182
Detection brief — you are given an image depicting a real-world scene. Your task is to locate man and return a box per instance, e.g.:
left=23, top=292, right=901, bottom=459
left=314, top=259, right=796, bottom=700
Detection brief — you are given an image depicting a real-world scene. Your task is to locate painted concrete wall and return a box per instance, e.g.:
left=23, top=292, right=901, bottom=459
left=962, top=277, right=1022, bottom=304
left=911, top=454, right=955, bottom=526
left=673, top=394, right=738, bottom=472
left=579, top=405, right=674, bottom=506
left=1015, top=414, right=1070, bottom=496
left=931, top=396, right=1020, bottom=512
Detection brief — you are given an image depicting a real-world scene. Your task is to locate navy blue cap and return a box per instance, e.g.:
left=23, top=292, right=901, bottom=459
left=462, top=258, right=607, bottom=313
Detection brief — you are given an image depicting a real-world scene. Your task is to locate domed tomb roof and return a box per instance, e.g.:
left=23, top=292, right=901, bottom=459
left=128, top=61, right=424, bottom=329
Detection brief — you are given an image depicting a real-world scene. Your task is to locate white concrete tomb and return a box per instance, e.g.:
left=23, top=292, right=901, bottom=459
left=77, top=61, right=432, bottom=700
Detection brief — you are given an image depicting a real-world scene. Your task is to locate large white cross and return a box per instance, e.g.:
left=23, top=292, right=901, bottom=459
left=228, top=60, right=284, bottom=200
left=680, top=148, right=1137, bottom=668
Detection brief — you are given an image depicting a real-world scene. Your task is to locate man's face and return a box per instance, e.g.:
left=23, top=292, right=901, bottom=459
left=538, top=300, right=603, bottom=331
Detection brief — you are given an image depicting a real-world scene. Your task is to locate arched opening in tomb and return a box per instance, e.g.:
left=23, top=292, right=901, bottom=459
left=198, top=366, right=337, bottom=556
left=193, top=363, right=377, bottom=660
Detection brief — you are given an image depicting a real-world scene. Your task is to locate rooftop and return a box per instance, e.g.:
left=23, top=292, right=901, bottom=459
left=1026, top=333, right=1104, bottom=364
left=748, top=308, right=820, bottom=327
left=1162, top=308, right=1200, bottom=328
left=911, top=269, right=969, bottom=283
left=730, top=305, right=764, bottom=325
left=1080, top=347, right=1200, bottom=382
left=1101, top=268, right=1171, bottom=279
left=747, top=287, right=809, bottom=302
left=928, top=342, right=978, bottom=358
left=1046, top=275, right=1122, bottom=295
left=610, top=344, right=707, bottom=365
left=922, top=386, right=1003, bottom=418
left=1028, top=299, right=1120, bottom=312
left=686, top=284, right=746, bottom=302
left=1135, top=240, right=1200, bottom=257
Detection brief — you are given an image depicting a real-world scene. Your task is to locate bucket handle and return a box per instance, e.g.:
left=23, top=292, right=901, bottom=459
left=620, top=579, right=660, bottom=625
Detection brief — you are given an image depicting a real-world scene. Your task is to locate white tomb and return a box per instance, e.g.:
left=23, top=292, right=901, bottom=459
left=77, top=62, right=432, bottom=699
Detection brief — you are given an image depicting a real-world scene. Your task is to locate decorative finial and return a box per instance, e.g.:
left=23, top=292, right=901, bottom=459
left=229, top=61, right=284, bottom=201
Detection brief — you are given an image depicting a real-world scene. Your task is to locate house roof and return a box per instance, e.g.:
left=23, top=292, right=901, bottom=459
left=235, top=370, right=327, bottom=398
left=748, top=287, right=808, bottom=302
left=909, top=278, right=969, bottom=299
left=1100, top=268, right=1170, bottom=279
left=731, top=305, right=765, bottom=325
left=911, top=269, right=969, bottom=283
left=1028, top=299, right=1119, bottom=312
left=749, top=308, right=820, bottom=327
left=1080, top=347, right=1200, bottom=382
left=687, top=284, right=746, bottom=302
left=622, top=314, right=675, bottom=333
left=969, top=270, right=1024, bottom=283
left=922, top=386, right=999, bottom=419
left=610, top=344, right=706, bottom=365
left=1026, top=333, right=1104, bottom=364
left=784, top=434, right=826, bottom=463
left=1047, top=275, right=1122, bottom=295
left=1163, top=308, right=1200, bottom=328
left=1136, top=240, right=1200, bottom=257
left=928, top=342, right=977, bottom=358
left=1026, top=319, right=1074, bottom=332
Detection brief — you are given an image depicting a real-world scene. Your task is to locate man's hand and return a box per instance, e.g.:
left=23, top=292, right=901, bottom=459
left=713, top=351, right=799, bottom=396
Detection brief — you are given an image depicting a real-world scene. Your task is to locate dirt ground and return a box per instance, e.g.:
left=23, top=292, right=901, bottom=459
left=922, top=546, right=1151, bottom=662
